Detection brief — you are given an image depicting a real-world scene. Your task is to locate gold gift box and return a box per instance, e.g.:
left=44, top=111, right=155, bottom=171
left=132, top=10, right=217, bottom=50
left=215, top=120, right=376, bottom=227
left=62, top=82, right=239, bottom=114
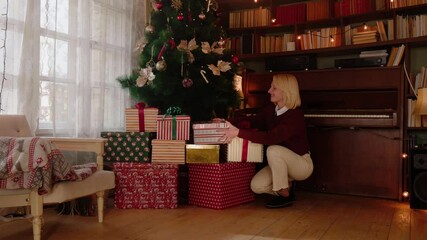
left=186, top=144, right=223, bottom=164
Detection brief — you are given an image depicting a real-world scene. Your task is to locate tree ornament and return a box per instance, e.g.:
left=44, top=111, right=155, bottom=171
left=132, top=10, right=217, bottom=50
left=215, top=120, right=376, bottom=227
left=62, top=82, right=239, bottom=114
left=166, top=38, right=176, bottom=50
left=156, top=1, right=164, bottom=10
left=177, top=38, right=198, bottom=63
left=216, top=11, right=222, bottom=17
left=177, top=13, right=184, bottom=21
left=208, top=60, right=232, bottom=76
left=145, top=24, right=155, bottom=34
left=200, top=70, right=209, bottom=83
left=134, top=37, right=148, bottom=53
left=209, top=0, right=219, bottom=12
left=157, top=38, right=176, bottom=61
left=136, top=66, right=155, bottom=87
left=232, top=55, right=239, bottom=64
left=201, top=41, right=224, bottom=55
left=182, top=78, right=193, bottom=88
left=156, top=58, right=167, bottom=71
left=171, top=0, right=182, bottom=11
left=199, top=12, right=206, bottom=20
left=218, top=37, right=225, bottom=47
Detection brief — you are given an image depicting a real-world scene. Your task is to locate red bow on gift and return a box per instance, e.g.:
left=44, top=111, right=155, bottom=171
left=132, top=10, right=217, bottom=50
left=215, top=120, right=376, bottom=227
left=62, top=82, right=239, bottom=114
left=135, top=102, right=146, bottom=132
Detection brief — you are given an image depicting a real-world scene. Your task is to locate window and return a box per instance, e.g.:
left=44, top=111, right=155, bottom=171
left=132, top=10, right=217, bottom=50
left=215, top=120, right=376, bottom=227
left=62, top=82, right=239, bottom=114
left=0, top=0, right=134, bottom=137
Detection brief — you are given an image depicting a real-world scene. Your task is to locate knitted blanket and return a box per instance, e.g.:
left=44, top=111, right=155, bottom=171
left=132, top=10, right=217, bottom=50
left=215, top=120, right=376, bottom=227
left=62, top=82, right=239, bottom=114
left=0, top=137, right=97, bottom=194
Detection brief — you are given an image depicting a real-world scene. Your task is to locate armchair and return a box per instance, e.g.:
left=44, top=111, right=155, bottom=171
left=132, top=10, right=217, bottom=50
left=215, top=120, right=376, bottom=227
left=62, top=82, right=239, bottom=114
left=0, top=115, right=115, bottom=240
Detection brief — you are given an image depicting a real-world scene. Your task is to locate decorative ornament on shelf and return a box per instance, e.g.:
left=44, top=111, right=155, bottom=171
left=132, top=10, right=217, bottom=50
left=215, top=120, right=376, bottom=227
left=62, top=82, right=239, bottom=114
left=182, top=77, right=193, bottom=88
left=177, top=13, right=184, bottom=21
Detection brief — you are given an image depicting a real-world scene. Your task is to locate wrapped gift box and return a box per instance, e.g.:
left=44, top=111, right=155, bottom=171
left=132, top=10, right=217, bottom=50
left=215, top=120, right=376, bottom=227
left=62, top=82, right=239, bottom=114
left=157, top=115, right=190, bottom=140
left=125, top=106, right=158, bottom=132
left=151, top=139, right=186, bottom=164
left=113, top=162, right=178, bottom=209
left=221, top=137, right=263, bottom=163
left=188, top=162, right=256, bottom=209
left=186, top=144, right=223, bottom=164
left=192, top=122, right=228, bottom=144
left=101, top=131, right=155, bottom=163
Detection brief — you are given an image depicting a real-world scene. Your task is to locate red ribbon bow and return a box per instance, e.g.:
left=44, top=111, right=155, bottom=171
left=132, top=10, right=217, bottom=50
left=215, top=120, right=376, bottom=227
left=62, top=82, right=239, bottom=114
left=135, top=102, right=146, bottom=132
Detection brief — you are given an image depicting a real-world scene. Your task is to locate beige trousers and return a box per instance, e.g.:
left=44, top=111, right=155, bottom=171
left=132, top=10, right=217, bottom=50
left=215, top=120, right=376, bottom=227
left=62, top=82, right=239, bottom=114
left=250, top=145, right=314, bottom=195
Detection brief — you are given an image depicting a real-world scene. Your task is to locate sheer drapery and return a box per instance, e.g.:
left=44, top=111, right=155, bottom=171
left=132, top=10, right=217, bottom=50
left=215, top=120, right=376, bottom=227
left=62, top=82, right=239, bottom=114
left=0, top=0, right=144, bottom=137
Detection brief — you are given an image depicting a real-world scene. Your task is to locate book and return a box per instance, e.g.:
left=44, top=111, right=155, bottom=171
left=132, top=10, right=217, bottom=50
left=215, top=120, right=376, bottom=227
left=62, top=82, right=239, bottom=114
left=386, top=47, right=398, bottom=67
left=392, top=44, right=406, bottom=66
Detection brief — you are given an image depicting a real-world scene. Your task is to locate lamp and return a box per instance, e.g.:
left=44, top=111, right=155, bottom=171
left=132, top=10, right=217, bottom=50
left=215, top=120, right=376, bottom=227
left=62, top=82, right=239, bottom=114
left=414, top=88, right=427, bottom=127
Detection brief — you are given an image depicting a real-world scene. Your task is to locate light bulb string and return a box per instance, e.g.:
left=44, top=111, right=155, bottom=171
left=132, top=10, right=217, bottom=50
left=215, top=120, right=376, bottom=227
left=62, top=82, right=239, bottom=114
left=297, top=25, right=355, bottom=40
left=0, top=0, right=9, bottom=112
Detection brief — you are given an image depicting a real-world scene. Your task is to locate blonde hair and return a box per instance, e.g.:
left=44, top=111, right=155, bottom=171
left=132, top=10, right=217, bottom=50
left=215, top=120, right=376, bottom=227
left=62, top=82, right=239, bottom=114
left=272, top=73, right=301, bottom=109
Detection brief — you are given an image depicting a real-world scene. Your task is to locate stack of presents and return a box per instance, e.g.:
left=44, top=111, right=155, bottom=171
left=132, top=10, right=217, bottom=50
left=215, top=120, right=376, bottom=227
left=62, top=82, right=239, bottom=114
left=101, top=104, right=263, bottom=210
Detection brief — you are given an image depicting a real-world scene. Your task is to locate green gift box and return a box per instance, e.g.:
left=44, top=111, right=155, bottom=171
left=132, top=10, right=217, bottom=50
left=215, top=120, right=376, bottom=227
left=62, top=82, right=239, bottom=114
left=101, top=131, right=155, bottom=163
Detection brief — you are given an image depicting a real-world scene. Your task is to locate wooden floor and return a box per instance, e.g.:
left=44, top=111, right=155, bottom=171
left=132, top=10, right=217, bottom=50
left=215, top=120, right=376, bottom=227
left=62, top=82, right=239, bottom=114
left=1, top=191, right=426, bottom=240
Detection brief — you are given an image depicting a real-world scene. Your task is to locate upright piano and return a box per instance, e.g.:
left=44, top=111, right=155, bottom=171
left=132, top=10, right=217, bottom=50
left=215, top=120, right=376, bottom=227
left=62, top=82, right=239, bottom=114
left=243, top=67, right=404, bottom=200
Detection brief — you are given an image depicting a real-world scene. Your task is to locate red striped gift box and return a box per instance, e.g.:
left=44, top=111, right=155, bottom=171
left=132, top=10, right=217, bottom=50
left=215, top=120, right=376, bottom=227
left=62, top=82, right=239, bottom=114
left=193, top=122, right=228, bottom=144
left=222, top=137, right=264, bottom=163
left=157, top=115, right=190, bottom=140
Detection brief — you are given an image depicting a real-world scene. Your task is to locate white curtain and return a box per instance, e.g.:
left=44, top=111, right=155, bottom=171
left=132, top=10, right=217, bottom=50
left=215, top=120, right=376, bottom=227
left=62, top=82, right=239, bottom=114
left=0, top=0, right=145, bottom=137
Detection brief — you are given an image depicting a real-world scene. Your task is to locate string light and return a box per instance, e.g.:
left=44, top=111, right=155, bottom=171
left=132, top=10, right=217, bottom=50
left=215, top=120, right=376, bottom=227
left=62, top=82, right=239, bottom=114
left=402, top=191, right=409, bottom=198
left=0, top=0, right=9, bottom=112
left=254, top=0, right=258, bottom=3
left=402, top=153, right=408, bottom=158
left=296, top=23, right=369, bottom=44
left=271, top=18, right=276, bottom=23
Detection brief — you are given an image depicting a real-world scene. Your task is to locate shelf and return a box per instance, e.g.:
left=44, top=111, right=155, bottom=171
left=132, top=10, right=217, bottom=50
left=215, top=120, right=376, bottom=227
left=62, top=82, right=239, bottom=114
left=408, top=127, right=427, bottom=131
left=237, top=35, right=427, bottom=61
left=225, top=2, right=427, bottom=61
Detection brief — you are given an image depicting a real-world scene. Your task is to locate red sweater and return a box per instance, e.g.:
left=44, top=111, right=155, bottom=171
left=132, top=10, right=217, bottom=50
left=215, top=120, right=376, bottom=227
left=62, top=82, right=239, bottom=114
left=236, top=104, right=310, bottom=156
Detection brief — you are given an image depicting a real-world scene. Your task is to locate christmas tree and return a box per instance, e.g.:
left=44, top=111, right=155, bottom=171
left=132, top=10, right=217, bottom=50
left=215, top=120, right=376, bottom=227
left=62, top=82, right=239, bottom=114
left=117, top=0, right=240, bottom=121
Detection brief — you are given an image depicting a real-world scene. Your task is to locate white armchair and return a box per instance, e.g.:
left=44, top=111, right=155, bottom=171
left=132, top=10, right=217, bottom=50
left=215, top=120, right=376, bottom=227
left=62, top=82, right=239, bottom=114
left=0, top=115, right=115, bottom=240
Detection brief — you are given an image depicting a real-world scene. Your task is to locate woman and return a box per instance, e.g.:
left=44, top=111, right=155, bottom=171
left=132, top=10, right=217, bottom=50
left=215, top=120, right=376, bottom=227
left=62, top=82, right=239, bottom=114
left=221, top=73, right=313, bottom=208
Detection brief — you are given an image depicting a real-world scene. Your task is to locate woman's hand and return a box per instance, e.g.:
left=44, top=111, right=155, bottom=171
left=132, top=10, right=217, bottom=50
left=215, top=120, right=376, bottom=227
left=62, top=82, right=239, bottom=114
left=218, top=120, right=239, bottom=144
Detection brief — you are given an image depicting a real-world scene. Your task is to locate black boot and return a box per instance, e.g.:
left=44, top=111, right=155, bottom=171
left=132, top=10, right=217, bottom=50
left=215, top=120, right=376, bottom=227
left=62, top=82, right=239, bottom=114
left=265, top=183, right=296, bottom=208
left=289, top=181, right=296, bottom=201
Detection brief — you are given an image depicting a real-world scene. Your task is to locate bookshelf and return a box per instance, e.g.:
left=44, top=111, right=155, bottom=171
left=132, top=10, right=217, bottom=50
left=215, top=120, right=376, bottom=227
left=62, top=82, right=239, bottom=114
left=221, top=1, right=427, bottom=69
left=218, top=0, right=427, bottom=200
